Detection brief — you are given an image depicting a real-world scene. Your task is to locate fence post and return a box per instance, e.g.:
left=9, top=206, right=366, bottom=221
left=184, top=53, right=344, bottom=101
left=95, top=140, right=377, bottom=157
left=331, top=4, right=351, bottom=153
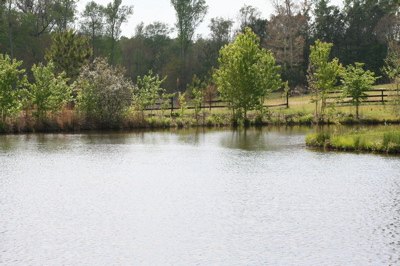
left=286, top=90, right=289, bottom=109
left=381, top=89, right=384, bottom=105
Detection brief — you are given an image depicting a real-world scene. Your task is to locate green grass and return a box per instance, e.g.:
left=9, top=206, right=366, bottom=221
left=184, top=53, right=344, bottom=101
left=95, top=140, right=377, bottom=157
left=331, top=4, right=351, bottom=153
left=306, top=129, right=400, bottom=154
left=266, top=84, right=400, bottom=123
left=141, top=83, right=400, bottom=127
left=2, top=84, right=399, bottom=133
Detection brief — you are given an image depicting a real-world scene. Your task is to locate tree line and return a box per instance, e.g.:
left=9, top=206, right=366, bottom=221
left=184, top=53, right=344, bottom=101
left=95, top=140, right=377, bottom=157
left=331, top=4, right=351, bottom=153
left=0, top=0, right=400, bottom=130
left=1, top=0, right=399, bottom=91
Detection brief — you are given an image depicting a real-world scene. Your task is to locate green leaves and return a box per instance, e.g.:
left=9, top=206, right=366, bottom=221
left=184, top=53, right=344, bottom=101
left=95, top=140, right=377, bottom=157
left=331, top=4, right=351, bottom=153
left=135, top=70, right=167, bottom=112
left=75, top=58, right=134, bottom=126
left=341, top=62, right=378, bottom=118
left=307, top=40, right=343, bottom=115
left=46, top=30, right=92, bottom=82
left=0, top=54, right=27, bottom=122
left=29, top=62, right=72, bottom=120
left=213, top=28, right=282, bottom=120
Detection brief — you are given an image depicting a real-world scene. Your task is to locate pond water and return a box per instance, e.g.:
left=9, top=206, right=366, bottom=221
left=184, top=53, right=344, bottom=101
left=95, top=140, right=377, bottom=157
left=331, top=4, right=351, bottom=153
left=0, top=127, right=400, bottom=265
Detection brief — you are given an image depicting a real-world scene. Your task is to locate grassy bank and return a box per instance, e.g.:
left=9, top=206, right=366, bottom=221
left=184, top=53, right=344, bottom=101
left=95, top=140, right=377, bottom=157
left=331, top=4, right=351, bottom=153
left=1, top=106, right=400, bottom=134
left=1, top=84, right=400, bottom=134
left=306, top=129, right=400, bottom=154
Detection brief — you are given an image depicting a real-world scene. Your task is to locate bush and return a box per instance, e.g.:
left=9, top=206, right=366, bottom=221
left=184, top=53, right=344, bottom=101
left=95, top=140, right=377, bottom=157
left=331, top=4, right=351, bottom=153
left=75, top=58, right=134, bottom=127
left=29, top=62, right=71, bottom=121
left=0, top=54, right=28, bottom=122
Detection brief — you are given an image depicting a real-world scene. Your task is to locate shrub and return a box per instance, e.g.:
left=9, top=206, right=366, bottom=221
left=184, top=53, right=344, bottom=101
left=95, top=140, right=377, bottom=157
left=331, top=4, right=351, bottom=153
left=135, top=70, right=166, bottom=115
left=75, top=58, right=134, bottom=127
left=0, top=54, right=28, bottom=122
left=29, top=62, right=71, bottom=121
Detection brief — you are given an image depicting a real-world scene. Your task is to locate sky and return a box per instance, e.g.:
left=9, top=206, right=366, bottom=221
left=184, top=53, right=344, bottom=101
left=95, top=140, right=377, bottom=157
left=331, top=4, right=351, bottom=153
left=77, top=0, right=342, bottom=38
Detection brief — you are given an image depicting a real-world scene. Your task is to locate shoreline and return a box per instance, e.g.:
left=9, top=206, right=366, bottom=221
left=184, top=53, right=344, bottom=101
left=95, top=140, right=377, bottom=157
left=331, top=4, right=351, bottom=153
left=1, top=116, right=400, bottom=135
left=306, top=130, right=400, bottom=155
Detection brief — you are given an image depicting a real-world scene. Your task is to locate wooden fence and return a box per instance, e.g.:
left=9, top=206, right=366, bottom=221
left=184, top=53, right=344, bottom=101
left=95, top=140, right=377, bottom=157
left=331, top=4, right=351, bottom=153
left=326, top=88, right=398, bottom=106
left=144, top=88, right=398, bottom=114
left=145, top=91, right=290, bottom=113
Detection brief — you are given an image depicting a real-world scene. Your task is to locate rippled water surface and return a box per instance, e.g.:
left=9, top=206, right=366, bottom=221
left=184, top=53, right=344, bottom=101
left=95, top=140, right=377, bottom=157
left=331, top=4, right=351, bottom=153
left=1, top=127, right=400, bottom=265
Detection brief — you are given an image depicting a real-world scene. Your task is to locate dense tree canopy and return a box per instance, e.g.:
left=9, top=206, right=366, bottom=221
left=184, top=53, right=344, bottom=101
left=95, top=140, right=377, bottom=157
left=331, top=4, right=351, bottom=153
left=0, top=0, right=399, bottom=92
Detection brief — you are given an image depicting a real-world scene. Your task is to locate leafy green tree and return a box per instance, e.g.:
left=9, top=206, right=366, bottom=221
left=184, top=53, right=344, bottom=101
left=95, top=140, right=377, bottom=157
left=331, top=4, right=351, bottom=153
left=45, top=30, right=92, bottom=82
left=103, top=0, right=133, bottom=64
left=192, top=87, right=203, bottom=121
left=213, top=28, right=282, bottom=121
left=341, top=62, right=378, bottom=119
left=0, top=54, right=27, bottom=122
left=188, top=75, right=204, bottom=120
left=135, top=71, right=166, bottom=115
left=307, top=40, right=342, bottom=117
left=29, top=62, right=71, bottom=120
left=178, top=91, right=187, bottom=117
left=75, top=58, right=134, bottom=126
left=170, top=0, right=208, bottom=90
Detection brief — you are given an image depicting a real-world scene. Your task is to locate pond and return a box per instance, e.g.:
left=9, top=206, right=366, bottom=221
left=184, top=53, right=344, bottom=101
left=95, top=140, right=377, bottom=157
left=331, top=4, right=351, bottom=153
left=0, top=127, right=400, bottom=265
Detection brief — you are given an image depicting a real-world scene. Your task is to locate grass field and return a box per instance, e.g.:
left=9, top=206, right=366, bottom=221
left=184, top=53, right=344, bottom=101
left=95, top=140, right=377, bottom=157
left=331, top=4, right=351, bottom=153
left=265, top=84, right=400, bottom=123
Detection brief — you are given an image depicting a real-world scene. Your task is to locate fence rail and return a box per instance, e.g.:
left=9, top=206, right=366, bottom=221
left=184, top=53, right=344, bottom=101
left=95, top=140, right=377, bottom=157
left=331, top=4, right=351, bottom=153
left=143, top=88, right=398, bottom=113
left=326, top=88, right=398, bottom=106
left=144, top=92, right=290, bottom=113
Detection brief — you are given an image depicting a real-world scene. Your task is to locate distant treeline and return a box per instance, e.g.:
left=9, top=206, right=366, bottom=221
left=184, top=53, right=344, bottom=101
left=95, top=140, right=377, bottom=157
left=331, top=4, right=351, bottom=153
left=0, top=0, right=399, bottom=91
